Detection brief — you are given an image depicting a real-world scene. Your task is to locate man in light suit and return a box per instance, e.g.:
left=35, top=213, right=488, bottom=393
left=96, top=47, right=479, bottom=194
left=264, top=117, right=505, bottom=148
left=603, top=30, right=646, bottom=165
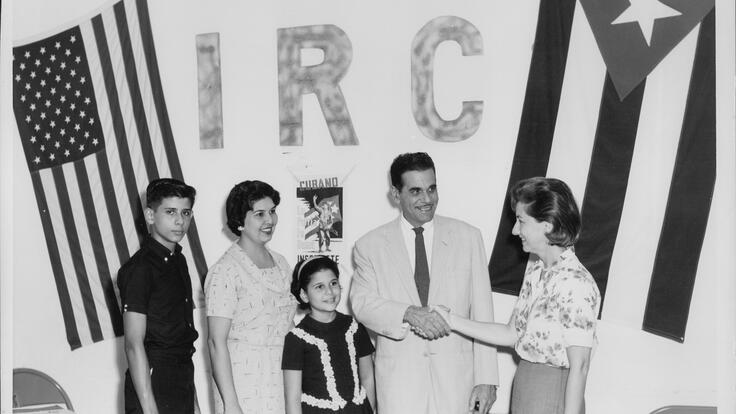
left=350, top=152, right=499, bottom=414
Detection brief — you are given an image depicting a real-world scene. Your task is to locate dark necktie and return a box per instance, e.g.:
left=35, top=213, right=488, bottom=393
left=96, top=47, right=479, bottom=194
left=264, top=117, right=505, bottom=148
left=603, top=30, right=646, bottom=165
left=413, top=227, right=430, bottom=306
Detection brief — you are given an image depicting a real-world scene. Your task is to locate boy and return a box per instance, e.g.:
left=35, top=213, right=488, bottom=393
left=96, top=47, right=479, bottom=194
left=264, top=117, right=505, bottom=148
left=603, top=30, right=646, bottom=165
left=118, top=178, right=199, bottom=414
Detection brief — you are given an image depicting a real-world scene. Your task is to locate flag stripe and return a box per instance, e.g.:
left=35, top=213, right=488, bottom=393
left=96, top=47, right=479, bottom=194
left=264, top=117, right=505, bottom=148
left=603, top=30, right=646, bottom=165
left=123, top=0, right=166, bottom=167
left=91, top=14, right=147, bottom=241
left=135, top=0, right=181, bottom=179
left=489, top=0, right=576, bottom=294
left=51, top=166, right=104, bottom=342
left=643, top=9, right=716, bottom=342
left=575, top=76, right=645, bottom=306
left=113, top=2, right=159, bottom=181
left=135, top=0, right=208, bottom=281
left=184, top=219, right=206, bottom=282
left=75, top=159, right=124, bottom=336
left=64, top=160, right=114, bottom=340
left=95, top=150, right=130, bottom=265
left=30, top=172, right=82, bottom=349
left=600, top=27, right=697, bottom=328
left=81, top=18, right=140, bottom=260
left=100, top=7, right=151, bottom=198
left=545, top=0, right=603, bottom=199
left=85, top=152, right=126, bottom=322
left=41, top=169, right=94, bottom=347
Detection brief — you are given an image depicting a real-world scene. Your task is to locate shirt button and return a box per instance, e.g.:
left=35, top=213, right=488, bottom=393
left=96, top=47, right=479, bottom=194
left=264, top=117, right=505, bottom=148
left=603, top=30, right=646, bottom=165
left=184, top=298, right=188, bottom=303
left=164, top=257, right=168, bottom=262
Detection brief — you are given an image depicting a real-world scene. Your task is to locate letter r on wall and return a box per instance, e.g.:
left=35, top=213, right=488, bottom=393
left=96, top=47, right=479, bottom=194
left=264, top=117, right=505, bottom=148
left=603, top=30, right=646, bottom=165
left=277, top=25, right=358, bottom=146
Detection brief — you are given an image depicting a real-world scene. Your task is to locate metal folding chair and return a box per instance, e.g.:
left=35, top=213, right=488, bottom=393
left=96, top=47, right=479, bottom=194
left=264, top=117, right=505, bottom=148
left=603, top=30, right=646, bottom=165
left=12, top=368, right=74, bottom=413
left=650, top=406, right=717, bottom=414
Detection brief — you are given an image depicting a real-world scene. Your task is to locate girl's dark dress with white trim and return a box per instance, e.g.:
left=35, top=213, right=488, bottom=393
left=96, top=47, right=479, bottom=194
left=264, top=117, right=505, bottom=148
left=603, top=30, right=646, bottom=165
left=282, top=312, right=374, bottom=413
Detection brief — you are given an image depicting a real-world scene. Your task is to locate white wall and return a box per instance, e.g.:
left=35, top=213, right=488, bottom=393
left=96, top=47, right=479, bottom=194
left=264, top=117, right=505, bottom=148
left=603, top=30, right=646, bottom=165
left=5, top=0, right=735, bottom=413
left=714, top=1, right=736, bottom=411
left=0, top=0, right=15, bottom=409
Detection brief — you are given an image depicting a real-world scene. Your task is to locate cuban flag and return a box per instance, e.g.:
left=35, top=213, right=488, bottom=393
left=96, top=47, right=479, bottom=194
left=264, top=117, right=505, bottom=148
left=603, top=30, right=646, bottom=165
left=488, top=0, right=715, bottom=343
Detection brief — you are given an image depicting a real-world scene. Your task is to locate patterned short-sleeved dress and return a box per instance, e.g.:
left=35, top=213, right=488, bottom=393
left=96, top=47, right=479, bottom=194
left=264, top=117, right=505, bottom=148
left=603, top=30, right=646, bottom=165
left=205, top=243, right=297, bottom=414
left=282, top=312, right=375, bottom=414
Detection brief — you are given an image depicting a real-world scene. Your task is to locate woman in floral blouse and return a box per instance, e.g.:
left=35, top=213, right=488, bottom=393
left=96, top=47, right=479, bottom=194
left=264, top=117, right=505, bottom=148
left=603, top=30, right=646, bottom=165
left=436, top=177, right=600, bottom=414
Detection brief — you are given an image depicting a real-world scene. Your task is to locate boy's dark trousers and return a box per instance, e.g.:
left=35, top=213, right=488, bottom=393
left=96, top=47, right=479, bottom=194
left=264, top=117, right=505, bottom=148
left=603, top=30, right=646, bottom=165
left=124, top=352, right=195, bottom=414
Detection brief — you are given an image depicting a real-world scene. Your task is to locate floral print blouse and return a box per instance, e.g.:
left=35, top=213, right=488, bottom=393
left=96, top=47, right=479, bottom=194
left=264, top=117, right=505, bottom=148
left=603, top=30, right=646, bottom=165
left=512, top=248, right=601, bottom=368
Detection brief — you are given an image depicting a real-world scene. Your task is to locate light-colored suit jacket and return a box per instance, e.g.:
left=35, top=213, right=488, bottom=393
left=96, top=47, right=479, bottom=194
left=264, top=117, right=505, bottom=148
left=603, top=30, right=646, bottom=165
left=350, top=215, right=499, bottom=414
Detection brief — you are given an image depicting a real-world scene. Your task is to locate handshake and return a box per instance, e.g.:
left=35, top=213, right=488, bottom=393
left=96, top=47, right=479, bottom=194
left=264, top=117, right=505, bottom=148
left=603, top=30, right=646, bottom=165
left=403, top=305, right=454, bottom=340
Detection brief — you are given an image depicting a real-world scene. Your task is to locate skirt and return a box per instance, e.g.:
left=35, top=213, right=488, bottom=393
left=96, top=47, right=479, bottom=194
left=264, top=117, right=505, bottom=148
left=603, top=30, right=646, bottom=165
left=510, top=359, right=579, bottom=414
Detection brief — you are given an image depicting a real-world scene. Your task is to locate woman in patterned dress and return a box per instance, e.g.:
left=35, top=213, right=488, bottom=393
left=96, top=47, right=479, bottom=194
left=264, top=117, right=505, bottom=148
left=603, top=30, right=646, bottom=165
left=205, top=180, right=298, bottom=414
left=436, top=177, right=600, bottom=414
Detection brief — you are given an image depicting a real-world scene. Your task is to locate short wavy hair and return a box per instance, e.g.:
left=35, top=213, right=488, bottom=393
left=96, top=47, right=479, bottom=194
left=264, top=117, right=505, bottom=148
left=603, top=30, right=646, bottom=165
left=225, top=180, right=280, bottom=236
left=389, top=152, right=435, bottom=190
left=509, top=177, right=581, bottom=247
left=291, top=255, right=340, bottom=310
left=146, top=178, right=196, bottom=209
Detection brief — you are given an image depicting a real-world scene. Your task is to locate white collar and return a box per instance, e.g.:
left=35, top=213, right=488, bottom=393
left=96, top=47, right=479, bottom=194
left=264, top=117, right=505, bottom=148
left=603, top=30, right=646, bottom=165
left=399, top=213, right=434, bottom=233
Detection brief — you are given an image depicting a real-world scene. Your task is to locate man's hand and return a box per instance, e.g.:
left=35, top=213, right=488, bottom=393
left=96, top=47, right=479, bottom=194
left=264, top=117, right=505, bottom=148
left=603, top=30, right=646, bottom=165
left=432, top=305, right=452, bottom=327
left=403, top=306, right=451, bottom=339
left=468, top=384, right=496, bottom=413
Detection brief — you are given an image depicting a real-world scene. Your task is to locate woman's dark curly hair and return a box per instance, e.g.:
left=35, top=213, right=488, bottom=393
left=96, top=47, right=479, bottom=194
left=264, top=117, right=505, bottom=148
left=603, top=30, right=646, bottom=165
left=225, top=180, right=280, bottom=236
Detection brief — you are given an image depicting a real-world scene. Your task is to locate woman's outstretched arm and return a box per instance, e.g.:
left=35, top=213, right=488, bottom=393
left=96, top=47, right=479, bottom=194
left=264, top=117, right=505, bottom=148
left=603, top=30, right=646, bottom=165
left=435, top=306, right=517, bottom=347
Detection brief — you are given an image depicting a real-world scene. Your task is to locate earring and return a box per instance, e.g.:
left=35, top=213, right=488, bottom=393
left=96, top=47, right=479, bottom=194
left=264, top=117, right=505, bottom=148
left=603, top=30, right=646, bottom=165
left=237, top=225, right=244, bottom=231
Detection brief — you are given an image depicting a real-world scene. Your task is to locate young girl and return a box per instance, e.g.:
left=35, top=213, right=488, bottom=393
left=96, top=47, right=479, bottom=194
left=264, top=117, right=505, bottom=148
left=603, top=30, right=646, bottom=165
left=282, top=256, right=376, bottom=414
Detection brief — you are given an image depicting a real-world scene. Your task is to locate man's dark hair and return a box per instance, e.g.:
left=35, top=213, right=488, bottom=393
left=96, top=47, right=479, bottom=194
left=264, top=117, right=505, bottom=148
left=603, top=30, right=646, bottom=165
left=389, top=152, right=436, bottom=190
left=146, top=178, right=196, bottom=209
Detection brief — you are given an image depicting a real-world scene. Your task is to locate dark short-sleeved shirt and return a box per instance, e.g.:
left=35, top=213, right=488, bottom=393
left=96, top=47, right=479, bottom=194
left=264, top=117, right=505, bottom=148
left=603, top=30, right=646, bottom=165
left=282, top=312, right=374, bottom=413
left=117, top=236, right=198, bottom=358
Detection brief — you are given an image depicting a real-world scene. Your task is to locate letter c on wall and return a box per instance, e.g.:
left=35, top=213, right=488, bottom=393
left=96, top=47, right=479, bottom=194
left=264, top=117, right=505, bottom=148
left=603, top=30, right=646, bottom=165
left=411, top=16, right=483, bottom=142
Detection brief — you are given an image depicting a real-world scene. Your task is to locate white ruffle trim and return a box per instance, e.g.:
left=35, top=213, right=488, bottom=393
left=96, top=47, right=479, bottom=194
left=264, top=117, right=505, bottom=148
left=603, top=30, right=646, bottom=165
left=293, top=319, right=367, bottom=410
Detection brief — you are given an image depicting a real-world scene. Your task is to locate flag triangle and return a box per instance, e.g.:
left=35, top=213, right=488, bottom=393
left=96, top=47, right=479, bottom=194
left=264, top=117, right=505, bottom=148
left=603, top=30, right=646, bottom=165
left=579, top=0, right=714, bottom=99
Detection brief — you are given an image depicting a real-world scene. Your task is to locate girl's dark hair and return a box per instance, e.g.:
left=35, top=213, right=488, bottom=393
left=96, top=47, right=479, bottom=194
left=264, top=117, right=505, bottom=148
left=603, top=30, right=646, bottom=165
left=225, top=180, right=280, bottom=236
left=509, top=177, right=581, bottom=247
left=290, top=255, right=339, bottom=310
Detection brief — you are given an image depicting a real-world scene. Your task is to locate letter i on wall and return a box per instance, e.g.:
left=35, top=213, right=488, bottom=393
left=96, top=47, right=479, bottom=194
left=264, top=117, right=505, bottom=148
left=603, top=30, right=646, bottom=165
left=196, top=32, right=224, bottom=149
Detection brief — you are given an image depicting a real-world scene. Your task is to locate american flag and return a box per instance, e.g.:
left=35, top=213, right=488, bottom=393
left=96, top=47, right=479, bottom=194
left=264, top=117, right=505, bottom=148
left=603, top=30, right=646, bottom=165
left=13, top=0, right=208, bottom=350
left=488, top=0, right=715, bottom=343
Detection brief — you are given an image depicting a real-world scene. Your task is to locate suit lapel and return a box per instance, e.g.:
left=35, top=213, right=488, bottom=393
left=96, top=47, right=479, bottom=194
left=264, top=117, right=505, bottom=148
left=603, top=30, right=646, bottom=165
left=429, top=216, right=450, bottom=305
left=384, top=218, right=422, bottom=306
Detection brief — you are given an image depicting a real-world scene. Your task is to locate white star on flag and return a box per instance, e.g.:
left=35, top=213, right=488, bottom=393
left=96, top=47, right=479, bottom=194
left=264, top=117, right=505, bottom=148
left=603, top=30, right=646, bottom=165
left=611, top=0, right=682, bottom=46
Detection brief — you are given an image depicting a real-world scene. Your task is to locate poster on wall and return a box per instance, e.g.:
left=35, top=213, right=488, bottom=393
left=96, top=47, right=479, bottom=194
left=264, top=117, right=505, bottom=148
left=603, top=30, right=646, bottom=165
left=292, top=164, right=354, bottom=314
left=296, top=176, right=344, bottom=264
